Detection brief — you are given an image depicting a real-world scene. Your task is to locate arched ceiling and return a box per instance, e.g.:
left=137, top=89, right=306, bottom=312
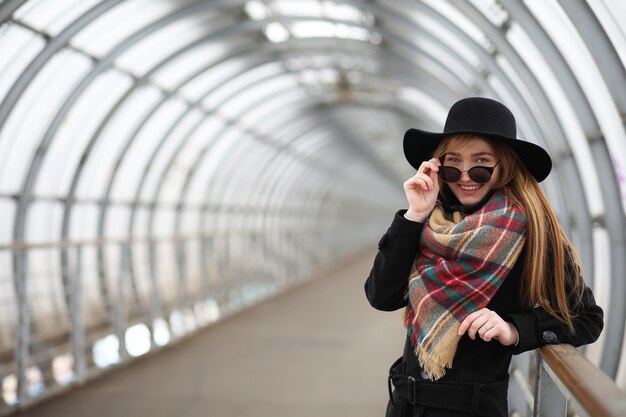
left=0, top=0, right=624, bottom=405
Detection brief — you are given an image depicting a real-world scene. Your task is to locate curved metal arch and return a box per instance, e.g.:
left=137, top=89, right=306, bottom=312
left=0, top=0, right=29, bottom=24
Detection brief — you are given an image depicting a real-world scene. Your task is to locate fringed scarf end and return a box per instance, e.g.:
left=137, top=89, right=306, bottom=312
left=413, top=324, right=461, bottom=381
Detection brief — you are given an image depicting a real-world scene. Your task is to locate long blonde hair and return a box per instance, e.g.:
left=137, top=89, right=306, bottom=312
left=432, top=134, right=584, bottom=332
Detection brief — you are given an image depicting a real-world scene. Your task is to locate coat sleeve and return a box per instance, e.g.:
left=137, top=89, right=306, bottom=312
left=364, top=210, right=425, bottom=312
left=505, top=253, right=604, bottom=354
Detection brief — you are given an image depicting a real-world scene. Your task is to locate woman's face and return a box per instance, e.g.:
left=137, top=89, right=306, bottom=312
left=441, top=137, right=500, bottom=206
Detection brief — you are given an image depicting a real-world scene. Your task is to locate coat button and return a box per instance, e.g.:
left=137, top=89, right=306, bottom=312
left=420, top=369, right=429, bottom=380
left=542, top=330, right=558, bottom=343
left=378, top=233, right=388, bottom=249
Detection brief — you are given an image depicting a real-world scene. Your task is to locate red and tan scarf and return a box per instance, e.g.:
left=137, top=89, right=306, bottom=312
left=405, top=189, right=526, bottom=380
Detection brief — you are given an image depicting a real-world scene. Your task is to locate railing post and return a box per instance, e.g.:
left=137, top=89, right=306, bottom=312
left=70, top=245, right=86, bottom=382
left=14, top=246, right=29, bottom=405
left=116, top=243, right=128, bottom=361
left=533, top=353, right=567, bottom=416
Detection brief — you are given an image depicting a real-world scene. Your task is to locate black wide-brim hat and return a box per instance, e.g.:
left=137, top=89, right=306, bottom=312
left=404, top=97, right=552, bottom=182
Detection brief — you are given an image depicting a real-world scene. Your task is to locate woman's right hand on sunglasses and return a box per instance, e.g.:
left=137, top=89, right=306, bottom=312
left=403, top=158, right=441, bottom=222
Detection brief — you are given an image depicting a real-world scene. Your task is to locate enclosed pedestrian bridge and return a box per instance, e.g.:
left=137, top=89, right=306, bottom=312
left=0, top=1, right=624, bottom=416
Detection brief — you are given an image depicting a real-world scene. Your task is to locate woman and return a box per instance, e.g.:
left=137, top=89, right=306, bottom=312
left=365, top=97, right=604, bottom=417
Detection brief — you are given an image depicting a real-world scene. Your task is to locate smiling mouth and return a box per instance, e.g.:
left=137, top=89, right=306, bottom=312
left=458, top=184, right=482, bottom=191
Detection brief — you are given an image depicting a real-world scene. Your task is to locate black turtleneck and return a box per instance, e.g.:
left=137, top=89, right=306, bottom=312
left=438, top=186, right=496, bottom=215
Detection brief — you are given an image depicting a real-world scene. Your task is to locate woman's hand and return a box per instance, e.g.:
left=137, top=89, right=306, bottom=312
left=458, top=308, right=519, bottom=346
left=403, top=158, right=441, bottom=222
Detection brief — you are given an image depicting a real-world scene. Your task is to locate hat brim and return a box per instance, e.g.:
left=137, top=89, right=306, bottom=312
left=403, top=128, right=552, bottom=183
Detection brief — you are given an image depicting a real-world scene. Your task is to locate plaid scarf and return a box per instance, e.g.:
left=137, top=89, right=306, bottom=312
left=405, top=189, right=526, bottom=380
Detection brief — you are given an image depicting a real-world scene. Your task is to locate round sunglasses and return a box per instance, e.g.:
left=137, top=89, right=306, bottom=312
left=437, top=162, right=499, bottom=184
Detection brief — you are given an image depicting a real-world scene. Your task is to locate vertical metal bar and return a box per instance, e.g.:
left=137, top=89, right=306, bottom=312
left=116, top=244, right=128, bottom=361
left=176, top=239, right=189, bottom=313
left=148, top=240, right=161, bottom=347
left=14, top=247, right=29, bottom=404
left=533, top=356, right=567, bottom=417
left=71, top=245, right=86, bottom=382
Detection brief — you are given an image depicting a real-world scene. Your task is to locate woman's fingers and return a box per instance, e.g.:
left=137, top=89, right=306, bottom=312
left=459, top=308, right=495, bottom=340
left=459, top=309, right=518, bottom=345
left=419, top=158, right=441, bottom=177
left=406, top=173, right=435, bottom=191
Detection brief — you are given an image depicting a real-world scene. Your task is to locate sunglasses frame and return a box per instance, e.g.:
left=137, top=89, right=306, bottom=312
left=437, top=162, right=499, bottom=184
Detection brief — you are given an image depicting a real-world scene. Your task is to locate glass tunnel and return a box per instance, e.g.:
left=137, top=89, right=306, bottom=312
left=0, top=0, right=624, bottom=414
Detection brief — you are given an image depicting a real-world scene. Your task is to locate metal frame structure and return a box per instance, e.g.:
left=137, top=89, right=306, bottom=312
left=0, top=0, right=624, bottom=415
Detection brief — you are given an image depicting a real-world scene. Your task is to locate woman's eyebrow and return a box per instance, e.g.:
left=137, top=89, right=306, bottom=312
left=445, top=151, right=494, bottom=157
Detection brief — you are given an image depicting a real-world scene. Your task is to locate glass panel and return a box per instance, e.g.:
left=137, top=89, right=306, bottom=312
left=178, top=58, right=249, bottom=102
left=404, top=11, right=481, bottom=69
left=0, top=23, right=45, bottom=105
left=151, top=41, right=231, bottom=91
left=35, top=70, right=133, bottom=198
left=140, top=108, right=205, bottom=204
left=0, top=49, right=92, bottom=195
left=104, top=205, right=130, bottom=239
left=14, top=0, right=103, bottom=36
left=239, top=90, right=308, bottom=130
left=111, top=98, right=187, bottom=202
left=419, top=0, right=495, bottom=53
left=201, top=131, right=252, bottom=206
left=218, top=75, right=301, bottom=119
left=0, top=199, right=16, bottom=245
left=70, top=0, right=192, bottom=58
left=69, top=203, right=99, bottom=241
left=29, top=246, right=69, bottom=339
left=205, top=62, right=284, bottom=110
left=130, top=239, right=151, bottom=308
left=79, top=245, right=106, bottom=327
left=183, top=119, right=227, bottom=206
left=75, top=85, right=163, bottom=200
left=114, top=10, right=225, bottom=77
left=26, top=201, right=62, bottom=243
left=154, top=241, right=177, bottom=307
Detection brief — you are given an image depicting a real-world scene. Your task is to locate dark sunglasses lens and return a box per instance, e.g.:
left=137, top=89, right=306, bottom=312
left=468, top=167, right=493, bottom=183
left=438, top=167, right=461, bottom=183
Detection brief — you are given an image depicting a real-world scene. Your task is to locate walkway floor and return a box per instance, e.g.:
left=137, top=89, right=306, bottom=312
left=18, top=250, right=406, bottom=417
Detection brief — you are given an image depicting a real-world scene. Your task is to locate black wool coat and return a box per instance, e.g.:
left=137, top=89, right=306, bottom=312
left=365, top=207, right=604, bottom=417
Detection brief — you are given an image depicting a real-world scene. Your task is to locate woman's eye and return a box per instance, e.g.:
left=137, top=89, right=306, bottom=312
left=476, top=158, right=488, bottom=164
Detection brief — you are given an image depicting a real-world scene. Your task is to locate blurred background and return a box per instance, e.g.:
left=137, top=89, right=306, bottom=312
left=0, top=0, right=624, bottom=416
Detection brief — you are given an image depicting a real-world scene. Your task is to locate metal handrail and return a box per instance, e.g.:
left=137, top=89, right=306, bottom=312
left=535, top=344, right=626, bottom=416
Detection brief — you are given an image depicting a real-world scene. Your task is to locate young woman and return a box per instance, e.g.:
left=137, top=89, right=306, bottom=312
left=365, top=97, right=604, bottom=417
